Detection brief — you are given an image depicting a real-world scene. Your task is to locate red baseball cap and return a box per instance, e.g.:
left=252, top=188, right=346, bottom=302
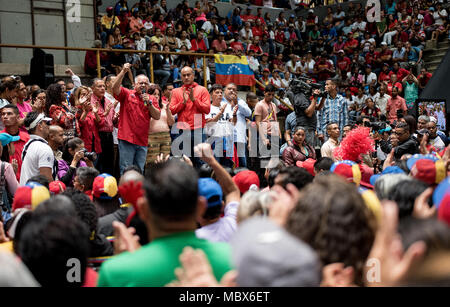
left=233, top=170, right=260, bottom=194
left=296, top=159, right=316, bottom=176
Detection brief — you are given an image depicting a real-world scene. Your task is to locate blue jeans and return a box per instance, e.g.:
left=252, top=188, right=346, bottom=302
left=118, top=139, right=148, bottom=175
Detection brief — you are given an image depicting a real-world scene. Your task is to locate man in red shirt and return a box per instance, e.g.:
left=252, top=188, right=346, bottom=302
left=344, top=32, right=359, bottom=56
left=386, top=86, right=407, bottom=123
left=211, top=33, right=227, bottom=52
left=378, top=63, right=391, bottom=84
left=389, top=62, right=409, bottom=82
left=336, top=50, right=351, bottom=77
left=378, top=42, right=393, bottom=66
left=252, top=19, right=263, bottom=38
left=190, top=29, right=207, bottom=52
left=230, top=33, right=244, bottom=52
left=314, top=54, right=335, bottom=82
left=170, top=66, right=210, bottom=168
left=112, top=63, right=161, bottom=174
left=1, top=104, right=30, bottom=181
left=365, top=45, right=380, bottom=70
left=241, top=8, right=255, bottom=23
left=418, top=67, right=432, bottom=90
left=246, top=36, right=263, bottom=57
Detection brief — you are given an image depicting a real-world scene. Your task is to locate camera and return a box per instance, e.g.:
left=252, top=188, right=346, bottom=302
left=289, top=77, right=327, bottom=98
left=82, top=149, right=97, bottom=162
left=417, top=129, right=430, bottom=137
left=366, top=121, right=389, bottom=132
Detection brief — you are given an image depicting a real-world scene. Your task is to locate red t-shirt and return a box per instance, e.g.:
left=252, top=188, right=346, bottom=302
left=190, top=38, right=207, bottom=52
left=230, top=41, right=244, bottom=51
left=247, top=44, right=263, bottom=54
left=387, top=82, right=403, bottom=96
left=314, top=61, right=334, bottom=81
left=337, top=57, right=351, bottom=73
left=252, top=26, right=263, bottom=38
left=379, top=71, right=391, bottom=83
left=418, top=72, right=432, bottom=87
left=365, top=52, right=380, bottom=67
left=389, top=68, right=410, bottom=83
left=115, top=87, right=160, bottom=147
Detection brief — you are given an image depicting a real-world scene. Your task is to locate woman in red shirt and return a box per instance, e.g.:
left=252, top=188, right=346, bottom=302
left=74, top=86, right=105, bottom=155
left=46, top=83, right=76, bottom=139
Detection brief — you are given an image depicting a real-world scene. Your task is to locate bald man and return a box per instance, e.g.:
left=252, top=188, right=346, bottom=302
left=112, top=63, right=161, bottom=175
left=46, top=125, right=65, bottom=181
left=48, top=125, right=65, bottom=160
left=170, top=66, right=211, bottom=167
left=97, top=169, right=145, bottom=238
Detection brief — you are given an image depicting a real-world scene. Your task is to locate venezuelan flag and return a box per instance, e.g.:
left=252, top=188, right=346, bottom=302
left=215, top=54, right=256, bottom=86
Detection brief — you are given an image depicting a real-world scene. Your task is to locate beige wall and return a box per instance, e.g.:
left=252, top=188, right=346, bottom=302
left=0, top=0, right=95, bottom=66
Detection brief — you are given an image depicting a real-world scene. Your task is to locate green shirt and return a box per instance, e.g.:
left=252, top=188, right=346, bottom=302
left=97, top=231, right=232, bottom=287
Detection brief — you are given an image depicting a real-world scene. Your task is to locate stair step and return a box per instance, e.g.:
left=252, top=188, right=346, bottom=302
left=426, top=58, right=444, bottom=65
left=426, top=53, right=447, bottom=61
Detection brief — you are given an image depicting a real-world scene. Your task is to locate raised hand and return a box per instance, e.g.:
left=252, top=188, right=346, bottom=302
left=123, top=63, right=132, bottom=72
left=194, top=143, right=215, bottom=165
left=65, top=68, right=74, bottom=76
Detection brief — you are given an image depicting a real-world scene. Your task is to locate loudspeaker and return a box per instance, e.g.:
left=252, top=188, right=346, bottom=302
left=29, top=48, right=54, bottom=88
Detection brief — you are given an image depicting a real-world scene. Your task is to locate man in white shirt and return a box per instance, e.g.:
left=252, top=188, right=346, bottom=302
left=20, top=111, right=54, bottom=185
left=195, top=143, right=240, bottom=243
left=222, top=83, right=251, bottom=167
left=205, top=84, right=234, bottom=168
left=374, top=85, right=390, bottom=116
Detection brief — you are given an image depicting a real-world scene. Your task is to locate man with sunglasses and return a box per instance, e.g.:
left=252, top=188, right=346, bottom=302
left=381, top=122, right=419, bottom=161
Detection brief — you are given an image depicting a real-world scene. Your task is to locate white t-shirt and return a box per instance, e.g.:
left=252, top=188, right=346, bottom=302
left=365, top=72, right=378, bottom=86
left=352, top=21, right=367, bottom=31
left=195, top=201, right=239, bottom=242
left=205, top=103, right=234, bottom=139
left=143, top=21, right=153, bottom=30
left=306, top=60, right=315, bottom=74
left=20, top=135, right=54, bottom=185
left=239, top=28, right=253, bottom=41
left=354, top=94, right=368, bottom=109
left=374, top=93, right=391, bottom=115
left=434, top=10, right=448, bottom=25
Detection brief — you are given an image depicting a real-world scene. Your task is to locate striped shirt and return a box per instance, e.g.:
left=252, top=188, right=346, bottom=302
left=316, top=94, right=348, bottom=136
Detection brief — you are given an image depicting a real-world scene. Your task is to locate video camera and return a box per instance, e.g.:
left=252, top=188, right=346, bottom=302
left=289, top=76, right=327, bottom=98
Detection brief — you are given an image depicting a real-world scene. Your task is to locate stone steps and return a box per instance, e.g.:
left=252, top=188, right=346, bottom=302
left=424, top=39, right=450, bottom=73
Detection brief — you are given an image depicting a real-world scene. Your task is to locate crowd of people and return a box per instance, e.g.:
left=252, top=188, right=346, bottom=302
left=0, top=0, right=449, bottom=288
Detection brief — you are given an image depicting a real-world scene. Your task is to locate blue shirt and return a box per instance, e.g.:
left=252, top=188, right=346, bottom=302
left=407, top=46, right=421, bottom=62
left=317, top=93, right=349, bottom=136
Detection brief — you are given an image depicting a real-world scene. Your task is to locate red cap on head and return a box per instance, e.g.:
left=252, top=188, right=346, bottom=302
left=233, top=170, right=260, bottom=194
left=49, top=181, right=67, bottom=195
left=296, top=159, right=316, bottom=176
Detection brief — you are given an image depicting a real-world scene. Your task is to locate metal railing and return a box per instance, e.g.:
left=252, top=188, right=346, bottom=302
left=0, top=43, right=293, bottom=111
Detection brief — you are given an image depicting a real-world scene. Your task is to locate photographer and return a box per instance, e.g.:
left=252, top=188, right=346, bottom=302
left=291, top=82, right=324, bottom=147
left=58, top=137, right=95, bottom=187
